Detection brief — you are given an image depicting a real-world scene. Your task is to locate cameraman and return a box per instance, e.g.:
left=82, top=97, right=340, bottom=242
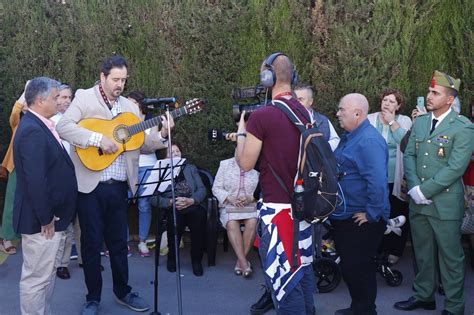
left=236, top=53, right=315, bottom=315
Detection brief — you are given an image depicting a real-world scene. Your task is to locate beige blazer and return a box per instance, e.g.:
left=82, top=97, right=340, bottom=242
left=56, top=85, right=167, bottom=194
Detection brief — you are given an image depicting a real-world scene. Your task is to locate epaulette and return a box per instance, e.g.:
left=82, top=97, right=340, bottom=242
left=455, top=114, right=472, bottom=125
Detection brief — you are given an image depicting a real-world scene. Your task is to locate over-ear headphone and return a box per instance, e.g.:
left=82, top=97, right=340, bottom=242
left=259, top=52, right=298, bottom=88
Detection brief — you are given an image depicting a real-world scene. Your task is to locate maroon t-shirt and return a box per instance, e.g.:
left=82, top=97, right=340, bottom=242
left=246, top=97, right=310, bottom=203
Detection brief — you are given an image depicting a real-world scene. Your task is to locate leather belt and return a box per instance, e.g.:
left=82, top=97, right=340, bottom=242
left=100, top=179, right=126, bottom=185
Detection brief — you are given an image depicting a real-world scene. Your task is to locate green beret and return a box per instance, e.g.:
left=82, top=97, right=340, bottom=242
left=430, top=70, right=461, bottom=92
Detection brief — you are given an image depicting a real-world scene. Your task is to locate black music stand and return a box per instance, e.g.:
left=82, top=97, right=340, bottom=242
left=132, top=157, right=186, bottom=315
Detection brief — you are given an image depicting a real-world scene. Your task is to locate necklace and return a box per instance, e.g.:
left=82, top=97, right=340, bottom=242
left=98, top=84, right=114, bottom=110
left=273, top=91, right=293, bottom=99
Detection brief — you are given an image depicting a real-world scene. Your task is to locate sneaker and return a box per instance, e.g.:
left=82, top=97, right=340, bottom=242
left=81, top=300, right=99, bottom=315
left=138, top=242, right=150, bottom=257
left=388, top=215, right=406, bottom=228
left=116, top=292, right=149, bottom=312
left=159, top=247, right=169, bottom=256
left=146, top=239, right=156, bottom=249
left=250, top=285, right=274, bottom=315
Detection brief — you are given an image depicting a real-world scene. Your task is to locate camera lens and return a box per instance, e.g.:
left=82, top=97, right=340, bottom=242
left=232, top=103, right=265, bottom=122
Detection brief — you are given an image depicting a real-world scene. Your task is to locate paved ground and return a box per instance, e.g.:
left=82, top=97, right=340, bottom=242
left=0, top=240, right=473, bottom=315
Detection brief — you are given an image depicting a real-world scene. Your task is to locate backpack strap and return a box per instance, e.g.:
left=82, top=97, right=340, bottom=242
left=272, top=100, right=310, bottom=133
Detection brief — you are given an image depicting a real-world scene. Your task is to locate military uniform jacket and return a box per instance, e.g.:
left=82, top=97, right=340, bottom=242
left=404, top=110, right=474, bottom=220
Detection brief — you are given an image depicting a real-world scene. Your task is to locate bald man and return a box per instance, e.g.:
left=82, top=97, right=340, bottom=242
left=236, top=53, right=315, bottom=314
left=330, top=93, right=390, bottom=315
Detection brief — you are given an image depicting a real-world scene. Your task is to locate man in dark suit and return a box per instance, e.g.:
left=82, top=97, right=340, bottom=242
left=13, top=77, right=77, bottom=315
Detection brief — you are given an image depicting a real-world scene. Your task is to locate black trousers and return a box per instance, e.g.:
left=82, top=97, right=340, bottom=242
left=332, top=218, right=385, bottom=315
left=378, top=183, right=410, bottom=257
left=77, top=182, right=131, bottom=302
left=166, top=204, right=206, bottom=264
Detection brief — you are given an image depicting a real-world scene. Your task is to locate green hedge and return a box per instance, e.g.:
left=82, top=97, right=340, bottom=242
left=0, top=0, right=472, bottom=173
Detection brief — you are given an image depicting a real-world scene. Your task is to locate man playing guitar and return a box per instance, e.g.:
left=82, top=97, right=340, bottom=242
left=57, top=55, right=173, bottom=315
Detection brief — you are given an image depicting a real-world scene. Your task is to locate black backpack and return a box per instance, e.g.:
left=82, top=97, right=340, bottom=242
left=271, top=100, right=340, bottom=224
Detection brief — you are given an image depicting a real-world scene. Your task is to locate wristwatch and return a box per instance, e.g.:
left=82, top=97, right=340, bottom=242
left=388, top=120, right=396, bottom=126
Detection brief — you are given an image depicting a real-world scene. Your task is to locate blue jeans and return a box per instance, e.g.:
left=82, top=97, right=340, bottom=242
left=257, top=219, right=316, bottom=315
left=138, top=167, right=153, bottom=241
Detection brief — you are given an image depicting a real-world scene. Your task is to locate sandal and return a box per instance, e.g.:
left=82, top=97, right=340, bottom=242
left=243, top=261, right=252, bottom=278
left=234, top=263, right=243, bottom=276
left=0, top=240, right=17, bottom=255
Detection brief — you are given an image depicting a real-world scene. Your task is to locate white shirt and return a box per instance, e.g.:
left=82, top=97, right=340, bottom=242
left=431, top=108, right=452, bottom=130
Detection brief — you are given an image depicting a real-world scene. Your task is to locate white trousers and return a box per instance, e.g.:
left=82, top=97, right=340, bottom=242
left=20, top=231, right=66, bottom=315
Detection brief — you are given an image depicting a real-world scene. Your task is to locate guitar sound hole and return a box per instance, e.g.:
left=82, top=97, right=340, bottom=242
left=114, top=125, right=130, bottom=143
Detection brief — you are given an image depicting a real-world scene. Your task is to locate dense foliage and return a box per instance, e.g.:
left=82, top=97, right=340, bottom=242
left=0, top=0, right=472, bottom=173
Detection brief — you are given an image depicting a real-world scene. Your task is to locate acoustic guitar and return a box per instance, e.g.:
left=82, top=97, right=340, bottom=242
left=76, top=98, right=204, bottom=171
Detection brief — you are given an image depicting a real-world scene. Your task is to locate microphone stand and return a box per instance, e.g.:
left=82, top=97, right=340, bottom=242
left=150, top=105, right=183, bottom=315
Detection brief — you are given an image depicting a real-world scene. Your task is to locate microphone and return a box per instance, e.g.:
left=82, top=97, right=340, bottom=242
left=208, top=128, right=233, bottom=143
left=141, top=97, right=176, bottom=106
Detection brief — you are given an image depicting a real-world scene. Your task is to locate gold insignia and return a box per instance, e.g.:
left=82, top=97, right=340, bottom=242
left=437, top=147, right=445, bottom=158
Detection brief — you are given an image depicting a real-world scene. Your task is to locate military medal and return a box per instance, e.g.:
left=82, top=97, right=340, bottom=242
left=438, top=147, right=445, bottom=158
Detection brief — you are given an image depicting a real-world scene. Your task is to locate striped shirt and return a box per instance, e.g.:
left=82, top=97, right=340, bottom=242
left=87, top=99, right=127, bottom=182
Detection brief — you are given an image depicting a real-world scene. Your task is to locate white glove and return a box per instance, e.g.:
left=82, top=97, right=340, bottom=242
left=408, top=185, right=432, bottom=205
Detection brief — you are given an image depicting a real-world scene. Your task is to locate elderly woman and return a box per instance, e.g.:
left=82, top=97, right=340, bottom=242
left=153, top=144, right=207, bottom=276
left=212, top=157, right=259, bottom=277
left=368, top=88, right=412, bottom=264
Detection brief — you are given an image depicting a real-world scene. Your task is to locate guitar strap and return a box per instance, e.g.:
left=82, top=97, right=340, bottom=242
left=98, top=83, right=114, bottom=110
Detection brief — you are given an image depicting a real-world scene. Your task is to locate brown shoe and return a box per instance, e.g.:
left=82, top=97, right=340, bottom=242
left=56, top=267, right=71, bottom=279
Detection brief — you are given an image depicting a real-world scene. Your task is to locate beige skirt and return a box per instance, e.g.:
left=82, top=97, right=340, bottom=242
left=219, top=204, right=258, bottom=229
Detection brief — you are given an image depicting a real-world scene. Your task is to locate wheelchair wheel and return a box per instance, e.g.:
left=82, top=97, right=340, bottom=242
left=385, top=269, right=403, bottom=287
left=313, top=257, right=341, bottom=293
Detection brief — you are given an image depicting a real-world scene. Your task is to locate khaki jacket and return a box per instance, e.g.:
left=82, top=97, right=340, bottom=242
left=2, top=101, right=25, bottom=172
left=56, top=85, right=167, bottom=194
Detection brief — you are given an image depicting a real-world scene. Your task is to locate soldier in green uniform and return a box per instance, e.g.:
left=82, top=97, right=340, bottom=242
left=394, top=71, right=474, bottom=315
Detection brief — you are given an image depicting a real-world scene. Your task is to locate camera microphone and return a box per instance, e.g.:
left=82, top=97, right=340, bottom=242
left=208, top=128, right=233, bottom=143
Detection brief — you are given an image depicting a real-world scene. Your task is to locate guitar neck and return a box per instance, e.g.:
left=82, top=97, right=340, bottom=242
left=127, top=106, right=187, bottom=135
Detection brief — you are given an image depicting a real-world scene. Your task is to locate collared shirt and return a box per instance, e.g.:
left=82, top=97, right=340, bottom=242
left=87, top=99, right=127, bottom=182
left=431, top=108, right=452, bottom=130
left=29, top=109, right=63, bottom=146
left=332, top=119, right=390, bottom=222
left=51, top=112, right=71, bottom=154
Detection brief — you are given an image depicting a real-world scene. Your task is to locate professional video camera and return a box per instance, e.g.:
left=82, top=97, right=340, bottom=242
left=231, top=84, right=269, bottom=122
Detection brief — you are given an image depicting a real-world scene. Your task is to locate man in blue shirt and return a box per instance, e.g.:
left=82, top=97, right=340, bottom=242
left=331, top=93, right=390, bottom=315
